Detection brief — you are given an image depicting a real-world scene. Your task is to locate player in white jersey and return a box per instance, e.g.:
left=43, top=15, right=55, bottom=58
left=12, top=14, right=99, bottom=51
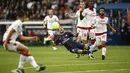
left=3, top=11, right=46, bottom=73
left=43, top=9, right=60, bottom=50
left=89, top=7, right=116, bottom=60
left=81, top=0, right=96, bottom=44
left=65, top=1, right=85, bottom=43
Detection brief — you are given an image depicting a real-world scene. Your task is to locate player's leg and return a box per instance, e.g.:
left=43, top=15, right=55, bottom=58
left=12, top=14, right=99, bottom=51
left=101, top=34, right=107, bottom=60
left=73, top=42, right=91, bottom=54
left=3, top=43, right=25, bottom=73
left=51, top=31, right=58, bottom=50
left=71, top=48, right=89, bottom=55
left=89, top=29, right=96, bottom=45
left=76, top=28, right=82, bottom=43
left=45, top=30, right=57, bottom=50
left=88, top=37, right=101, bottom=59
left=44, top=30, right=52, bottom=44
left=77, top=35, right=82, bottom=43
left=101, top=41, right=106, bottom=60
left=16, top=42, right=46, bottom=72
left=81, top=30, right=89, bottom=44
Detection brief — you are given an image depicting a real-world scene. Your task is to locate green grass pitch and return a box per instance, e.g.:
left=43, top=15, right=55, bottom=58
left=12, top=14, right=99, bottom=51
left=0, top=45, right=130, bottom=73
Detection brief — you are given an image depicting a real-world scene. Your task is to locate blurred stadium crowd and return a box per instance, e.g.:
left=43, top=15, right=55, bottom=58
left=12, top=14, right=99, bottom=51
left=0, top=0, right=123, bottom=20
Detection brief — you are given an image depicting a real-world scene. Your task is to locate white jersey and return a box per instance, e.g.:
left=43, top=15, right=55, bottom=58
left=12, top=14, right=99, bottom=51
left=75, top=10, right=84, bottom=27
left=82, top=8, right=96, bottom=27
left=3, top=20, right=23, bottom=41
left=92, top=16, right=108, bottom=33
left=44, top=15, right=59, bottom=29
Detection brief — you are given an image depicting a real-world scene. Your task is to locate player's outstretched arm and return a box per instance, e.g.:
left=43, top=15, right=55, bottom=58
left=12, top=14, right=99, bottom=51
left=106, top=24, right=116, bottom=33
left=65, top=13, right=77, bottom=20
left=43, top=21, right=46, bottom=28
left=19, top=35, right=39, bottom=41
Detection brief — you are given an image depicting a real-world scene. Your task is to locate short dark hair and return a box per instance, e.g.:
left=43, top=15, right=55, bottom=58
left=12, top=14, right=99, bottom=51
left=16, top=10, right=25, bottom=17
left=100, top=7, right=106, bottom=12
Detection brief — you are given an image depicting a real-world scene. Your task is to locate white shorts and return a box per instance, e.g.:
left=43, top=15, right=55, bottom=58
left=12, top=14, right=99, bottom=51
left=76, top=26, right=96, bottom=40
left=95, top=32, right=107, bottom=46
left=3, top=40, right=20, bottom=53
left=79, top=29, right=89, bottom=40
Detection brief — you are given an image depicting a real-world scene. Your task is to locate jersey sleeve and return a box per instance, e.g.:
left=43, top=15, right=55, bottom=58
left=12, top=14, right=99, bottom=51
left=106, top=17, right=109, bottom=24
left=75, top=11, right=78, bottom=17
left=82, top=9, right=87, bottom=17
left=12, top=22, right=20, bottom=32
left=43, top=16, right=47, bottom=24
left=55, top=16, right=59, bottom=21
left=91, top=17, right=96, bottom=25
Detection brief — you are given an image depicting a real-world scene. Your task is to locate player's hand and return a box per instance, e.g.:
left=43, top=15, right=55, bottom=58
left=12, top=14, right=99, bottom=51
left=32, top=36, right=39, bottom=41
left=65, top=13, right=70, bottom=17
left=112, top=29, right=116, bottom=33
left=43, top=24, right=46, bottom=28
left=3, top=41, right=8, bottom=49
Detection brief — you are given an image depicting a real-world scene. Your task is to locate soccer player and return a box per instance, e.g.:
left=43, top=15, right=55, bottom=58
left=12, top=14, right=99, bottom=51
left=89, top=7, right=116, bottom=60
left=55, top=27, right=91, bottom=55
left=43, top=9, right=60, bottom=50
left=65, top=1, right=85, bottom=43
left=3, top=10, right=46, bottom=73
left=81, top=0, right=97, bottom=44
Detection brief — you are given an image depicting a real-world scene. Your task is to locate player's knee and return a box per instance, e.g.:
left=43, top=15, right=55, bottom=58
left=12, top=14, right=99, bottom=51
left=71, top=48, right=79, bottom=53
left=22, top=48, right=31, bottom=56
left=102, top=42, right=106, bottom=47
left=98, top=45, right=102, bottom=49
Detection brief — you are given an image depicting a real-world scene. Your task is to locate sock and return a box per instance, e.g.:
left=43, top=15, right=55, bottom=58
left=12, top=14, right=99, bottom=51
left=18, top=55, right=26, bottom=69
left=102, top=47, right=106, bottom=56
left=27, top=56, right=39, bottom=70
left=88, top=43, right=97, bottom=56
left=89, top=44, right=96, bottom=52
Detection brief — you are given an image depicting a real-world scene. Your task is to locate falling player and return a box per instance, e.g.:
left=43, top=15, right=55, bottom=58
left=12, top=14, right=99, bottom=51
left=43, top=9, right=60, bottom=50
left=89, top=7, right=116, bottom=60
left=54, top=27, right=91, bottom=55
left=3, top=10, right=46, bottom=73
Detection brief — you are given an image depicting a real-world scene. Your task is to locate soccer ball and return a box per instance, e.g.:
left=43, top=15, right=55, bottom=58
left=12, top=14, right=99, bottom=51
left=52, top=22, right=60, bottom=29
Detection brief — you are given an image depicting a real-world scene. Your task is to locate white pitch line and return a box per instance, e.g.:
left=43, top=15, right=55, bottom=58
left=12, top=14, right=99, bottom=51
left=23, top=61, right=130, bottom=70
left=54, top=69, right=130, bottom=73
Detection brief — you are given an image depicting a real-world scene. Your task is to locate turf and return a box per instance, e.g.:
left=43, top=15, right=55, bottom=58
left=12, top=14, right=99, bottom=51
left=0, top=45, right=130, bottom=73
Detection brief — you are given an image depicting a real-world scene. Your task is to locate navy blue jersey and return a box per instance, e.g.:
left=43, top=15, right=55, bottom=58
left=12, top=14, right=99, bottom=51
left=55, top=32, right=84, bottom=51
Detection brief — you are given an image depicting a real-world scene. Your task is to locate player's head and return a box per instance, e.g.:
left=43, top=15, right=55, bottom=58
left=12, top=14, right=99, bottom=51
left=16, top=10, right=25, bottom=21
left=79, top=1, right=85, bottom=9
left=99, top=7, right=106, bottom=16
left=59, top=27, right=64, bottom=34
left=88, top=0, right=94, bottom=8
left=48, top=9, right=53, bottom=15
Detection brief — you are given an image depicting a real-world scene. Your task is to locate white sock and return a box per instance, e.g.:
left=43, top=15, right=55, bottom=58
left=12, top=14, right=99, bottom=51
left=88, top=42, right=97, bottom=56
left=102, top=47, right=106, bottom=56
left=18, top=55, right=26, bottom=69
left=27, top=56, right=39, bottom=69
left=89, top=43, right=96, bottom=52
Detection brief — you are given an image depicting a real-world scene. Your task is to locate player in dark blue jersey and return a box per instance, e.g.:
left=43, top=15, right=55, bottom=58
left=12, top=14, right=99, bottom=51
left=55, top=27, right=91, bottom=56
